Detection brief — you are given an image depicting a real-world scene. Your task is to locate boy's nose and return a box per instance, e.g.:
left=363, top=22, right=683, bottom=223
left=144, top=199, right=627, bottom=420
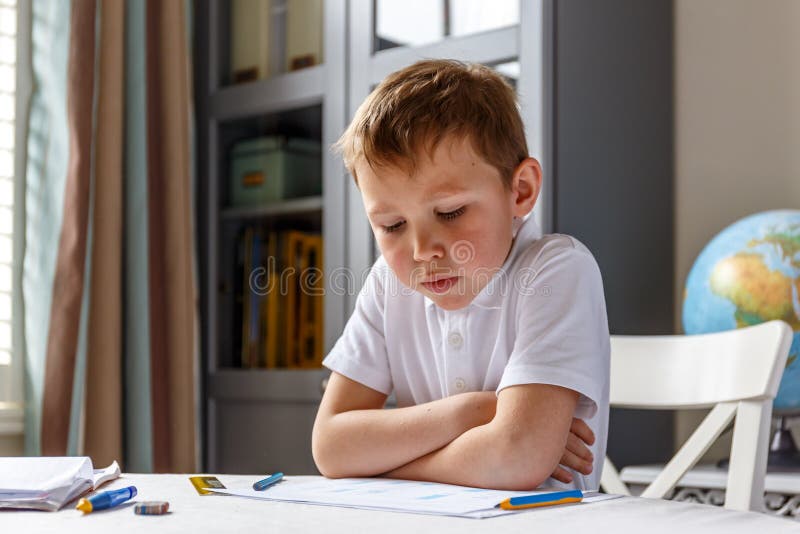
left=412, top=232, right=445, bottom=263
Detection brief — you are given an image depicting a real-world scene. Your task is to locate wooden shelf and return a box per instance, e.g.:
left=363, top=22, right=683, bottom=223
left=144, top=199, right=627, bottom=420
left=219, top=196, right=323, bottom=221
left=209, top=65, right=325, bottom=121
left=208, top=368, right=329, bottom=402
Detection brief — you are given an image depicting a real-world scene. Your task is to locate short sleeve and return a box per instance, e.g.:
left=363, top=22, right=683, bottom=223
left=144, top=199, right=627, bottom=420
left=322, top=258, right=393, bottom=395
left=497, top=240, right=610, bottom=419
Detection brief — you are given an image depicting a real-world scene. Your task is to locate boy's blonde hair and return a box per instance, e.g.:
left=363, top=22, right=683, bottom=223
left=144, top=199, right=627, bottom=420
left=333, top=59, right=529, bottom=189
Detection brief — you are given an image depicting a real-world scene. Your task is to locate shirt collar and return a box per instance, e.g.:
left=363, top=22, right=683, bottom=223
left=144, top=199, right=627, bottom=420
left=424, top=214, right=542, bottom=310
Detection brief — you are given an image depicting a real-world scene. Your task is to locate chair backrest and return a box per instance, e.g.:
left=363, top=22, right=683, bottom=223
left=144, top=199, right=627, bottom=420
left=600, top=320, right=793, bottom=512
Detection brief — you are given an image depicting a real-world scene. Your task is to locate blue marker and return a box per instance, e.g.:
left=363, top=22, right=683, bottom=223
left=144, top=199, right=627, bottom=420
left=76, top=486, right=137, bottom=513
left=253, top=472, right=283, bottom=491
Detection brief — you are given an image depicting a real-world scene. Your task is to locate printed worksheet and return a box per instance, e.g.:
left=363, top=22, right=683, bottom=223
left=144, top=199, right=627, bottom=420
left=209, top=476, right=619, bottom=519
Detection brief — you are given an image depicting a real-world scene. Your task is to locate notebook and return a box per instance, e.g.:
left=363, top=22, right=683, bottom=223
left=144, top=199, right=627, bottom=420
left=0, top=457, right=121, bottom=511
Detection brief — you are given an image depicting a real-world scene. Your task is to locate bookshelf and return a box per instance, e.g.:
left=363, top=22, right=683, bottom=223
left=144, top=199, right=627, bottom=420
left=194, top=0, right=348, bottom=474
left=194, top=0, right=674, bottom=475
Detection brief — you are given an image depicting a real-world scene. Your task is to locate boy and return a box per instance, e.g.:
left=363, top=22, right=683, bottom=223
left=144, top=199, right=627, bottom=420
left=312, top=59, right=610, bottom=491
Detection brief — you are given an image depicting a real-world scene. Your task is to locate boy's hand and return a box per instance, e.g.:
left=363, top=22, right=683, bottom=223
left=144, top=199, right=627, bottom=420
left=550, top=418, right=595, bottom=483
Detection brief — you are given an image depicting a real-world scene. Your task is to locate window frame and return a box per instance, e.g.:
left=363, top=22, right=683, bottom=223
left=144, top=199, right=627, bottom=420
left=0, top=0, right=29, bottom=438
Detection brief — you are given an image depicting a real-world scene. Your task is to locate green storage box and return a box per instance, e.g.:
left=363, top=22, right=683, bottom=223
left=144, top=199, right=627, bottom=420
left=229, top=136, right=322, bottom=206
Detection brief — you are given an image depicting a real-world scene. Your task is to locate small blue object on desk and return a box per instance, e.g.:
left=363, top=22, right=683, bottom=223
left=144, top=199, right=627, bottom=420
left=497, top=489, right=583, bottom=510
left=253, top=472, right=284, bottom=491
left=76, top=486, right=137, bottom=513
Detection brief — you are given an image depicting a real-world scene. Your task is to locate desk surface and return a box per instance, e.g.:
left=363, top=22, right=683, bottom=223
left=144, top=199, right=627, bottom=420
left=2, top=474, right=798, bottom=534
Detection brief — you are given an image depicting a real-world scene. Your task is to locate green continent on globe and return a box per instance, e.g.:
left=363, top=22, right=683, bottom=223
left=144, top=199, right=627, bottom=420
left=709, top=252, right=800, bottom=331
left=748, top=231, right=800, bottom=270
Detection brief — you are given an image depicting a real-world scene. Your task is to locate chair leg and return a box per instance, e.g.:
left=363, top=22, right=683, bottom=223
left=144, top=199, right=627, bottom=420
left=725, top=400, right=771, bottom=512
left=643, top=403, right=736, bottom=500
left=600, top=457, right=631, bottom=495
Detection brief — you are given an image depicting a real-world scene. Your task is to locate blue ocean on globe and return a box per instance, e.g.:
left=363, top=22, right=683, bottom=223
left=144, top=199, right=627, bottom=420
left=683, top=210, right=800, bottom=412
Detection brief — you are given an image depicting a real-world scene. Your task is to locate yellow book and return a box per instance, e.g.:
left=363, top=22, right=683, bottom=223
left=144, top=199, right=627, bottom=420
left=297, top=233, right=310, bottom=368
left=258, top=290, right=269, bottom=368
left=263, top=231, right=280, bottom=368
left=300, top=234, right=324, bottom=368
left=240, top=227, right=254, bottom=368
left=283, top=230, right=306, bottom=368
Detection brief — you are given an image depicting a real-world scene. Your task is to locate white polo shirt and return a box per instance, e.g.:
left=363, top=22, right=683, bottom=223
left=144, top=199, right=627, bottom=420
left=323, top=216, right=610, bottom=491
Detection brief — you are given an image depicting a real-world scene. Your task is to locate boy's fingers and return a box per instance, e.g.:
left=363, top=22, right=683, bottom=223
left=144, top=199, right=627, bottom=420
left=566, top=432, right=593, bottom=461
left=559, top=449, right=594, bottom=476
left=550, top=465, right=573, bottom=484
left=570, top=418, right=596, bottom=446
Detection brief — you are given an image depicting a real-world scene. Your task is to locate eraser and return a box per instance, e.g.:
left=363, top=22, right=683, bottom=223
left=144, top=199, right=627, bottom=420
left=134, top=501, right=169, bottom=515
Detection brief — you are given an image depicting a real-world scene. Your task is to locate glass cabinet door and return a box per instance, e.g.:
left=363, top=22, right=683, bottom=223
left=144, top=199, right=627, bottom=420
left=374, top=0, right=519, bottom=52
left=222, top=0, right=325, bottom=87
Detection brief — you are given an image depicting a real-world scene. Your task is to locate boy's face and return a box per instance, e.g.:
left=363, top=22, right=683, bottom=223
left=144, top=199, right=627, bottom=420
left=357, top=135, right=541, bottom=310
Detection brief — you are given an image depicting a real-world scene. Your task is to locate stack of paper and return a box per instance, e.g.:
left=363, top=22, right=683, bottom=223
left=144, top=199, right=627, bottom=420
left=209, top=476, right=621, bottom=519
left=0, top=457, right=120, bottom=511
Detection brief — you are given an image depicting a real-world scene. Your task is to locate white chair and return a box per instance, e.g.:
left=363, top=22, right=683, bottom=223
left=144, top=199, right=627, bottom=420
left=600, top=320, right=793, bottom=512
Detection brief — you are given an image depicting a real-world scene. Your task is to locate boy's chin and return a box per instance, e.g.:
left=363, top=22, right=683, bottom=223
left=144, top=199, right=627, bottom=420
left=421, top=291, right=474, bottom=311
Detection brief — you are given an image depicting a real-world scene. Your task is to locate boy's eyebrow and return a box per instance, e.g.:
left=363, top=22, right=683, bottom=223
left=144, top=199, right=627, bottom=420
left=367, top=203, right=394, bottom=216
left=429, top=187, right=468, bottom=199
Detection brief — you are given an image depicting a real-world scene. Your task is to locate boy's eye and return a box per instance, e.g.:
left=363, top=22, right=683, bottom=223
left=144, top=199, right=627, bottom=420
left=438, top=206, right=466, bottom=221
left=382, top=220, right=405, bottom=233
left=379, top=207, right=464, bottom=233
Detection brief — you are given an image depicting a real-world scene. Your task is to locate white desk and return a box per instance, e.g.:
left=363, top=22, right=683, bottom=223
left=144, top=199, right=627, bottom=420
left=621, top=464, right=800, bottom=519
left=2, top=474, right=797, bottom=534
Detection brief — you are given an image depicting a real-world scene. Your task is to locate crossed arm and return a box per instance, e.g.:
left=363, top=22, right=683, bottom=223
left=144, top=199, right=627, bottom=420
left=311, top=372, right=594, bottom=490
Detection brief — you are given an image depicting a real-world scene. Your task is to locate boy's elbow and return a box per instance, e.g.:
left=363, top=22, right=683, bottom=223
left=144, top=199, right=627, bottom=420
left=311, top=444, right=331, bottom=478
left=489, top=431, right=558, bottom=491
left=313, top=448, right=356, bottom=479
left=311, top=418, right=352, bottom=479
left=492, top=459, right=551, bottom=491
left=311, top=422, right=336, bottom=478
left=504, top=469, right=552, bottom=492
left=312, top=447, right=344, bottom=479
left=314, top=457, right=343, bottom=479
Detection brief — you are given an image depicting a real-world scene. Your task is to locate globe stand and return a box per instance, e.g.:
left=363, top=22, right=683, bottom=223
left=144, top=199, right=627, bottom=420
left=717, top=415, right=800, bottom=472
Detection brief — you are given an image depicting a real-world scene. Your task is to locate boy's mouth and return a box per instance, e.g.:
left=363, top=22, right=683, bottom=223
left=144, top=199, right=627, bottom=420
left=420, top=276, right=459, bottom=294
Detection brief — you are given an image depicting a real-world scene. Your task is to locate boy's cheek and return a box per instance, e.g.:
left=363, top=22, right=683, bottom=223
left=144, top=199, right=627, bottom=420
left=380, top=247, right=412, bottom=282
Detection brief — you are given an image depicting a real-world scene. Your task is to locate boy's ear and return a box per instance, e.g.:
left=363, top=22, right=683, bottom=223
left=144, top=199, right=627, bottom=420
left=510, top=157, right=542, bottom=217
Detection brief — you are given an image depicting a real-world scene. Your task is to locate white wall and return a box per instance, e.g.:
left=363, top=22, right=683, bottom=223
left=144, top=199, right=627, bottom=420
left=674, top=0, right=800, bottom=456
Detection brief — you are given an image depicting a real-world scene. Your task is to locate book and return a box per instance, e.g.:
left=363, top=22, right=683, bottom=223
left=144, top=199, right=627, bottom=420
left=263, top=231, right=281, bottom=368
left=238, top=228, right=324, bottom=369
left=230, top=0, right=273, bottom=83
left=0, top=457, right=120, bottom=511
left=283, top=230, right=306, bottom=368
left=247, top=229, right=263, bottom=367
left=286, top=0, right=323, bottom=71
left=240, top=227, right=254, bottom=367
left=299, top=233, right=323, bottom=367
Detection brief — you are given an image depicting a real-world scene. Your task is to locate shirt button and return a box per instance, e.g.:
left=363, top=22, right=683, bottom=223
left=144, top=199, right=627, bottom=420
left=447, top=332, right=463, bottom=348
left=454, top=377, right=466, bottom=391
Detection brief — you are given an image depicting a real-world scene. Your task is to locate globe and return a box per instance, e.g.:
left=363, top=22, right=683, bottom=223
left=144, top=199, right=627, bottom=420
left=683, top=210, right=800, bottom=412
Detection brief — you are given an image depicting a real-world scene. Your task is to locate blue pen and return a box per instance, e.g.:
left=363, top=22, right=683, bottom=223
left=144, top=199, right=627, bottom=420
left=497, top=489, right=583, bottom=510
left=253, top=472, right=284, bottom=491
left=76, top=486, right=137, bottom=513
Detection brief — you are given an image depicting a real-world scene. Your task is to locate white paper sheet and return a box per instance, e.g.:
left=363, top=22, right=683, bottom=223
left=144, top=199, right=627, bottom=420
left=209, top=476, right=621, bottom=519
